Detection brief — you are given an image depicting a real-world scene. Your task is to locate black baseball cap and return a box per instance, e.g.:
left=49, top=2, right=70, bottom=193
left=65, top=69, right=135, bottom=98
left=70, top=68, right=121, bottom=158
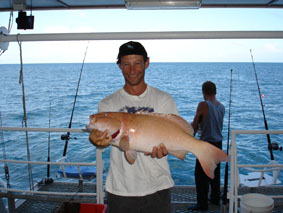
left=117, top=41, right=148, bottom=64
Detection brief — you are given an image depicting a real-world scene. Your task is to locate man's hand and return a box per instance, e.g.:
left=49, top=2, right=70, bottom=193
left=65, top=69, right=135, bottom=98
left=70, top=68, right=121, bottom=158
left=89, top=129, right=112, bottom=148
left=146, top=143, right=168, bottom=159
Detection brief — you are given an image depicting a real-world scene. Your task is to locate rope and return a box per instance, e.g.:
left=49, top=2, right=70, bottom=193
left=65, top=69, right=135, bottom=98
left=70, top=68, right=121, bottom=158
left=17, top=36, right=34, bottom=190
left=0, top=112, right=10, bottom=188
left=8, top=11, right=13, bottom=33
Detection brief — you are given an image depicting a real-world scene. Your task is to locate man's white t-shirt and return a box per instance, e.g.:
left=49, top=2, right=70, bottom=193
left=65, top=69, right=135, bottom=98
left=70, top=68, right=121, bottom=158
left=98, top=85, right=178, bottom=196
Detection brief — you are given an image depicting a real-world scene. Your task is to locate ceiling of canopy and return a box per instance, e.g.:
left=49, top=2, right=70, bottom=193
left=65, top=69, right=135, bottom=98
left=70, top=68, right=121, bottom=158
left=0, top=0, right=283, bottom=12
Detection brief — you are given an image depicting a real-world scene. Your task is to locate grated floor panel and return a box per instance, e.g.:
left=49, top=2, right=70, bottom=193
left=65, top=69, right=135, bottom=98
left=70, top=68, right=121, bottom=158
left=9, top=182, right=283, bottom=213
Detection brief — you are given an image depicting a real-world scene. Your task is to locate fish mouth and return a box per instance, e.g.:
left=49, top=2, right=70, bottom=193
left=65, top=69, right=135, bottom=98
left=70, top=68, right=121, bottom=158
left=111, top=130, right=120, bottom=139
left=89, top=114, right=97, bottom=125
left=87, top=114, right=98, bottom=131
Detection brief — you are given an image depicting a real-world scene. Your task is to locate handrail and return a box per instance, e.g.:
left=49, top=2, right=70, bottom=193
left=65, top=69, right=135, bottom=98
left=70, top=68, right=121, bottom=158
left=0, top=126, right=105, bottom=208
left=0, top=188, right=97, bottom=196
left=237, top=164, right=283, bottom=168
left=229, top=130, right=283, bottom=135
left=228, top=129, right=283, bottom=213
left=4, top=127, right=282, bottom=134
left=1, top=31, right=283, bottom=42
left=0, top=159, right=96, bottom=166
left=0, top=126, right=88, bottom=133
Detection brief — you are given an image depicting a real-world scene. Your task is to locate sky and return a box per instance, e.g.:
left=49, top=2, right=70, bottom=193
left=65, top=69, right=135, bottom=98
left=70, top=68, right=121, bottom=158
left=0, top=8, right=283, bottom=63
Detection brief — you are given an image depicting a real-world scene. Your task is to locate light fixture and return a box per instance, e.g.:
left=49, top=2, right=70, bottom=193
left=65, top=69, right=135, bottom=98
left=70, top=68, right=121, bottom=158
left=125, top=0, right=202, bottom=10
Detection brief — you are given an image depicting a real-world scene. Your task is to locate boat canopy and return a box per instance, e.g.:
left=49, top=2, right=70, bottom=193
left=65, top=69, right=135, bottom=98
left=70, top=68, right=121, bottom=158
left=1, top=0, right=283, bottom=12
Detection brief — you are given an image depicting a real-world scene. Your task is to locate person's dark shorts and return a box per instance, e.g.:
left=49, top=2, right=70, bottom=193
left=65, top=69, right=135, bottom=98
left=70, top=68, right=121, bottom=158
left=106, top=188, right=171, bottom=213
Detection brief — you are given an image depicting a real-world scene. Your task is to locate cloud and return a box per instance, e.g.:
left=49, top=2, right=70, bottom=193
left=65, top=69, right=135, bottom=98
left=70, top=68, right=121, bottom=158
left=263, top=43, right=279, bottom=53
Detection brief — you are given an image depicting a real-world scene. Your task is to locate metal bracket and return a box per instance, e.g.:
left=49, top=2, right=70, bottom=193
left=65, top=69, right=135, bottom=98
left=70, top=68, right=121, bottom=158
left=13, top=0, right=26, bottom=11
left=0, top=26, right=9, bottom=51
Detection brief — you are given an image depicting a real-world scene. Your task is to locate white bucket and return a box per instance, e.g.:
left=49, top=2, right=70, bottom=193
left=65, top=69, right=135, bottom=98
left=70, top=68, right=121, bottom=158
left=240, top=193, right=274, bottom=213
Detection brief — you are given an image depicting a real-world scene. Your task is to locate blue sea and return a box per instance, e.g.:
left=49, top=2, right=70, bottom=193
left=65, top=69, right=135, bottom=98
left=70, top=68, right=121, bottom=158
left=0, top=62, right=283, bottom=190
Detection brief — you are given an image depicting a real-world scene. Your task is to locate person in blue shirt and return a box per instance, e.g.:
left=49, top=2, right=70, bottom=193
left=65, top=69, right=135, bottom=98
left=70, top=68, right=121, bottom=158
left=188, top=81, right=225, bottom=210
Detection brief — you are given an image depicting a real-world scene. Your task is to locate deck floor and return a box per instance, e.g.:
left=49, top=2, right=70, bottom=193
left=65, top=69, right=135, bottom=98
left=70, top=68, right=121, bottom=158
left=171, top=185, right=283, bottom=212
left=8, top=181, right=283, bottom=212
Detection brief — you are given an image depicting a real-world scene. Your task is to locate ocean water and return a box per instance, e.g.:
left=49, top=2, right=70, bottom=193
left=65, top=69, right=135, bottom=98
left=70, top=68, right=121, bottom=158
left=0, top=62, right=283, bottom=189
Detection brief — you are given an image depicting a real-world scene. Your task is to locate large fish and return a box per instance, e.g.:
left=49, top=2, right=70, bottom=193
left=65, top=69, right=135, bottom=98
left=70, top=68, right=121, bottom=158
left=87, top=112, right=229, bottom=179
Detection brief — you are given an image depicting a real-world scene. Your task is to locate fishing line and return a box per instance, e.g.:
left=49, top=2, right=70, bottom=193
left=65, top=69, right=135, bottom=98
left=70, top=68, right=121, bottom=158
left=250, top=49, right=274, bottom=161
left=62, top=41, right=90, bottom=156
left=222, top=69, right=232, bottom=205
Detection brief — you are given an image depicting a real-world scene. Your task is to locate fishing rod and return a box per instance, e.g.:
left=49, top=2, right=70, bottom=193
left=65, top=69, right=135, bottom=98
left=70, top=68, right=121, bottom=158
left=0, top=112, right=10, bottom=188
left=62, top=42, right=89, bottom=157
left=45, top=102, right=53, bottom=183
left=47, top=102, right=51, bottom=178
left=250, top=49, right=275, bottom=161
left=222, top=69, right=232, bottom=206
left=39, top=102, right=54, bottom=184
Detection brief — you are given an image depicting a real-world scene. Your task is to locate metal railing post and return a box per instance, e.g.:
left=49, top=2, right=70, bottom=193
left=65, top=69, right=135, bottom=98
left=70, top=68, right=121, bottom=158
left=96, top=148, right=104, bottom=204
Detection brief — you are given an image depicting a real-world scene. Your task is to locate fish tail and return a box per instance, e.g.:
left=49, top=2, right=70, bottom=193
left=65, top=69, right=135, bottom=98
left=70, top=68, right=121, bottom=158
left=195, top=141, right=229, bottom=179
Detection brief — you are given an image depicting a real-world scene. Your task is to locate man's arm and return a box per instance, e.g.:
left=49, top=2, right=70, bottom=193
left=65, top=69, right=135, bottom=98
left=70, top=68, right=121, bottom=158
left=191, top=101, right=208, bottom=135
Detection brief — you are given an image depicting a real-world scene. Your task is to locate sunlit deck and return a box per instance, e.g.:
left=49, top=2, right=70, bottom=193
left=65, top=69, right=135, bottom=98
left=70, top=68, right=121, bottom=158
left=1, top=182, right=282, bottom=212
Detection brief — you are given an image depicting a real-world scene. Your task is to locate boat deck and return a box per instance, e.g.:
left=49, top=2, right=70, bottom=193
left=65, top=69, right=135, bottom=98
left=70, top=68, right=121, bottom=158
left=7, top=181, right=283, bottom=212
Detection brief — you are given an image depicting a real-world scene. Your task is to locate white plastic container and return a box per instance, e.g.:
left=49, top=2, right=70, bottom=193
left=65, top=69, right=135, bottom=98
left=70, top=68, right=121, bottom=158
left=240, top=193, right=274, bottom=213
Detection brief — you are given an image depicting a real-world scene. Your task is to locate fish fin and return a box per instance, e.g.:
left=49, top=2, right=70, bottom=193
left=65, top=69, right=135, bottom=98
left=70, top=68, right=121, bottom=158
left=125, top=150, right=137, bottom=164
left=119, top=135, right=130, bottom=151
left=169, top=150, right=188, bottom=161
left=165, top=114, right=194, bottom=135
left=119, top=135, right=137, bottom=164
left=195, top=141, right=229, bottom=179
left=143, top=113, right=194, bottom=136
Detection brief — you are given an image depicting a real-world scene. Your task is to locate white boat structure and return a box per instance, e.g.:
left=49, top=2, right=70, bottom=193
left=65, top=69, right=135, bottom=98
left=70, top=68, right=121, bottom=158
left=1, top=0, right=283, bottom=212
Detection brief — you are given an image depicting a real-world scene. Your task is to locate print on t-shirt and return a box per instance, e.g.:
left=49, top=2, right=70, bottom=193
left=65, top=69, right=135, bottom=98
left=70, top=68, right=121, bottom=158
left=119, top=106, right=154, bottom=113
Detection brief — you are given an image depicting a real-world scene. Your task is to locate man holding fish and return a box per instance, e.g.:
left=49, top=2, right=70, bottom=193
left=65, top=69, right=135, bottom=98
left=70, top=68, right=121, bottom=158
left=89, top=41, right=178, bottom=213
left=88, top=42, right=229, bottom=213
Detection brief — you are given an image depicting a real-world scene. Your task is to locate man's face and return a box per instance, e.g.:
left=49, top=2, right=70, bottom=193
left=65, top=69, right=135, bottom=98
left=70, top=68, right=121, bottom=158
left=119, top=54, right=149, bottom=87
left=202, top=91, right=208, bottom=100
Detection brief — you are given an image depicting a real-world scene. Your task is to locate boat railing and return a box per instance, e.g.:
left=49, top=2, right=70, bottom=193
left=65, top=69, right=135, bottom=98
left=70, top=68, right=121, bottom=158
left=0, top=126, right=105, bottom=210
left=228, top=129, right=283, bottom=213
left=2, top=31, right=283, bottom=42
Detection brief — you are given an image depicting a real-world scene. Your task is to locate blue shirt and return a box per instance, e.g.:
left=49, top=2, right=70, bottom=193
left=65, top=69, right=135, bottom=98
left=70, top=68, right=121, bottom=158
left=200, top=100, right=225, bottom=143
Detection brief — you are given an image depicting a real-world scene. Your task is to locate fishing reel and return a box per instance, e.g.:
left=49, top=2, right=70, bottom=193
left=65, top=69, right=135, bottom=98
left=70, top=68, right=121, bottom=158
left=61, top=134, right=77, bottom=141
left=39, top=178, right=54, bottom=185
left=268, top=142, right=282, bottom=151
